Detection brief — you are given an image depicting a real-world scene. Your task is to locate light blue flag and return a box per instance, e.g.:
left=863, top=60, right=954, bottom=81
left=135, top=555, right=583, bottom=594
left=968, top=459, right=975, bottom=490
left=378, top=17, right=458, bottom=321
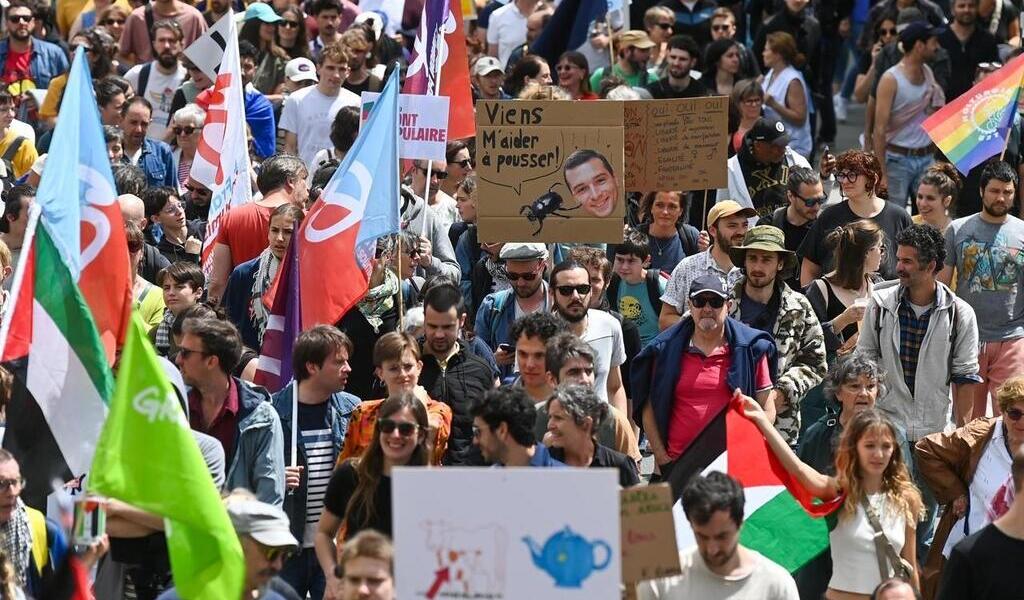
left=34, top=47, right=118, bottom=278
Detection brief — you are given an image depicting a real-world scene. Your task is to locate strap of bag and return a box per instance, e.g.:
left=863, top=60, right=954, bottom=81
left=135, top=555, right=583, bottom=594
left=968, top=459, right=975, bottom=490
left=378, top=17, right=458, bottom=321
left=859, top=495, right=910, bottom=580
left=137, top=62, right=152, bottom=98
left=2, top=136, right=25, bottom=164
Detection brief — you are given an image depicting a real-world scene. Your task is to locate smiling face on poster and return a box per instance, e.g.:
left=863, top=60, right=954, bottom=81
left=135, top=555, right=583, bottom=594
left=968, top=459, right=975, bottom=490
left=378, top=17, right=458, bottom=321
left=392, top=467, right=621, bottom=599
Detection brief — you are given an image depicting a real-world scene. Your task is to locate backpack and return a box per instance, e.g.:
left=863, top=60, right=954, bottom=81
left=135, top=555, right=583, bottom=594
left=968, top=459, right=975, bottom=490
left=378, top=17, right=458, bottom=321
left=873, top=299, right=959, bottom=386
left=136, top=62, right=153, bottom=98
left=606, top=270, right=663, bottom=316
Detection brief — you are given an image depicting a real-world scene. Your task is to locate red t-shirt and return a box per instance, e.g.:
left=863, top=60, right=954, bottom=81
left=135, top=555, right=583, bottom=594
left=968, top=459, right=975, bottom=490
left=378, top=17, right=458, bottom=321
left=3, top=49, right=31, bottom=86
left=218, top=202, right=278, bottom=267
left=666, top=344, right=773, bottom=459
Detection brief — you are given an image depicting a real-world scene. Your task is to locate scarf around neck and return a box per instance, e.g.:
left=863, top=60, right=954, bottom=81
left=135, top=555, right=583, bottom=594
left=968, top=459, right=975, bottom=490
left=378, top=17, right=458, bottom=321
left=0, top=498, right=31, bottom=587
left=359, top=269, right=399, bottom=332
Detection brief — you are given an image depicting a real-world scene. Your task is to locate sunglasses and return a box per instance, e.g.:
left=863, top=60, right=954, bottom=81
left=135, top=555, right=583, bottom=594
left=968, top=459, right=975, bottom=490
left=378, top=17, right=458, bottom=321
left=418, top=166, right=448, bottom=180
left=7, top=14, right=32, bottom=23
left=177, top=347, right=207, bottom=360
left=173, top=126, right=198, bottom=136
left=711, top=24, right=732, bottom=31
left=555, top=284, right=592, bottom=297
left=258, top=544, right=295, bottom=563
left=186, top=185, right=211, bottom=196
left=279, top=20, right=301, bottom=28
left=450, top=158, right=473, bottom=169
left=836, top=171, right=861, bottom=183
left=101, top=18, right=126, bottom=25
left=506, top=270, right=539, bottom=281
left=656, top=22, right=673, bottom=29
left=877, top=27, right=897, bottom=36
left=1006, top=407, right=1024, bottom=421
left=378, top=418, right=419, bottom=437
left=691, top=294, right=726, bottom=309
left=797, top=193, right=827, bottom=207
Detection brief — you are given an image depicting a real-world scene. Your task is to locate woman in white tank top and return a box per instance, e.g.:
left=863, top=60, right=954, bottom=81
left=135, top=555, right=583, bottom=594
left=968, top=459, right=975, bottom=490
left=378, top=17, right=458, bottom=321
left=742, top=401, right=925, bottom=599
left=761, top=31, right=813, bottom=158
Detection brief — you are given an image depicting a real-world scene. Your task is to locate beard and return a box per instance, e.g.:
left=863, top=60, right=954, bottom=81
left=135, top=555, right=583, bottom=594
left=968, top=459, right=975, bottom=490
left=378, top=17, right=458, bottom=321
left=157, top=52, right=178, bottom=69
left=696, top=317, right=719, bottom=331
left=983, top=201, right=1010, bottom=218
left=668, top=67, right=690, bottom=80
left=557, top=302, right=588, bottom=323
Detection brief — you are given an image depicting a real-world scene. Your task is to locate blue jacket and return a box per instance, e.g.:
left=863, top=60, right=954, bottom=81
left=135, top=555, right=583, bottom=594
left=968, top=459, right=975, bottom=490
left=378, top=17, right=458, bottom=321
left=271, top=383, right=359, bottom=543
left=0, top=38, right=68, bottom=89
left=226, top=378, right=286, bottom=507
left=631, top=316, right=777, bottom=444
left=223, top=256, right=261, bottom=350
left=245, top=86, right=276, bottom=159
left=25, top=507, right=67, bottom=597
left=138, top=137, right=177, bottom=188
left=474, top=288, right=517, bottom=377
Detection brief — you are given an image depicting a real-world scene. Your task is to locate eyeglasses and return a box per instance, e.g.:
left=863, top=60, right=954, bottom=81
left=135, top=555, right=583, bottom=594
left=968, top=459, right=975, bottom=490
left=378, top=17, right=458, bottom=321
left=711, top=24, right=732, bottom=32
left=418, top=166, right=448, bottom=180
left=0, top=477, right=25, bottom=492
left=7, top=14, right=32, bottom=23
left=177, top=347, right=208, bottom=359
left=655, top=22, right=673, bottom=29
left=796, top=193, right=827, bottom=207
left=741, top=97, right=761, bottom=106
left=555, top=284, right=592, bottom=297
left=279, top=20, right=301, bottom=28
left=256, top=543, right=295, bottom=563
left=378, top=418, right=419, bottom=437
left=506, top=270, right=539, bottom=281
left=1006, top=408, right=1024, bottom=421
left=836, top=171, right=861, bottom=183
left=877, top=27, right=897, bottom=36
left=173, top=126, right=198, bottom=136
left=450, top=158, right=473, bottom=169
left=556, top=64, right=578, bottom=71
left=186, top=185, right=211, bottom=196
left=162, top=202, right=184, bottom=215
left=101, top=18, right=126, bottom=25
left=690, top=294, right=726, bottom=309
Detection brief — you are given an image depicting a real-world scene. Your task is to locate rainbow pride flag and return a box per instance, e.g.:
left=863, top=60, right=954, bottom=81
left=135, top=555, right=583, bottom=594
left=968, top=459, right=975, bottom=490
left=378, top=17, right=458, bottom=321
left=923, top=53, right=1024, bottom=174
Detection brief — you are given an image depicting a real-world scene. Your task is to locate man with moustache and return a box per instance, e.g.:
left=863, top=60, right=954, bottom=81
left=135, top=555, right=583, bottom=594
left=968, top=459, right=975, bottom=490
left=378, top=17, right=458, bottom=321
left=727, top=226, right=826, bottom=446
left=645, top=35, right=708, bottom=99
left=125, top=20, right=187, bottom=141
left=939, top=161, right=1024, bottom=421
left=0, top=0, right=68, bottom=92
left=634, top=275, right=776, bottom=483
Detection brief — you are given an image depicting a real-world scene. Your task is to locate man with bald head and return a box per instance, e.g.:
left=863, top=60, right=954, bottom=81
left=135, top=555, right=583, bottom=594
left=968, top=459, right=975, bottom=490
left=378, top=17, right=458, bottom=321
left=119, top=193, right=169, bottom=284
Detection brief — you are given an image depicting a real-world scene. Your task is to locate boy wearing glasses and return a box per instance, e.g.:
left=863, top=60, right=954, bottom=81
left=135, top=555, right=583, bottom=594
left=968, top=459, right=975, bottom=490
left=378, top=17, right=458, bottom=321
left=759, top=167, right=823, bottom=290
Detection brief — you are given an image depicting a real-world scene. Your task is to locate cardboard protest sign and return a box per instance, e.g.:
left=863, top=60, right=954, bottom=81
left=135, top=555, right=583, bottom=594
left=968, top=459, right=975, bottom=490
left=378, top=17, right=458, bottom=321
left=475, top=101, right=625, bottom=243
left=620, top=484, right=682, bottom=587
left=361, top=92, right=450, bottom=161
left=393, top=468, right=621, bottom=599
left=624, top=96, right=729, bottom=192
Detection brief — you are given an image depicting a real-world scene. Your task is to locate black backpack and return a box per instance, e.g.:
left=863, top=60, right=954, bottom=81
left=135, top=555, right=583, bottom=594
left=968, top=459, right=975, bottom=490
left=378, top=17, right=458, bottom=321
left=606, top=270, right=663, bottom=315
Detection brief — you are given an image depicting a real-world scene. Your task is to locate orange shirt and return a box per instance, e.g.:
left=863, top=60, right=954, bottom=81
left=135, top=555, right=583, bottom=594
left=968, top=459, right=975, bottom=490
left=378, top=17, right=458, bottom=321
left=338, top=398, right=453, bottom=466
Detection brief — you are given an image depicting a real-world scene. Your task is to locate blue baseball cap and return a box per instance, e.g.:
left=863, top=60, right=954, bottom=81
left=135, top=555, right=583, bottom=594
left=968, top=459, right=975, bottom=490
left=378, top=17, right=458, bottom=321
left=244, top=3, right=283, bottom=23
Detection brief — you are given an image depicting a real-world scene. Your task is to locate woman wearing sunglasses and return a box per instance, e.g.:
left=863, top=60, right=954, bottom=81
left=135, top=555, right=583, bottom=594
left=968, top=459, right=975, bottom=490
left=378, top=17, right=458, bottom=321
left=440, top=140, right=474, bottom=200
left=169, top=103, right=206, bottom=195
left=852, top=14, right=897, bottom=105
left=915, top=375, right=1024, bottom=598
left=316, top=392, right=429, bottom=596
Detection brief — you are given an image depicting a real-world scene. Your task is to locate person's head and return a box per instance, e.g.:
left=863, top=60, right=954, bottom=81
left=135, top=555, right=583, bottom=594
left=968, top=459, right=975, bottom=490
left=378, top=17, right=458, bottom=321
left=546, top=384, right=607, bottom=450
left=73, top=28, right=114, bottom=77
left=422, top=281, right=465, bottom=357
left=709, top=7, right=737, bottom=40
left=545, top=332, right=596, bottom=387
left=158, top=261, right=205, bottom=315
left=745, top=117, right=789, bottom=164
left=644, top=6, right=675, bottom=43
left=706, top=200, right=754, bottom=254
left=505, top=54, right=552, bottom=97
left=317, top=43, right=352, bottom=94
left=895, top=223, right=945, bottom=289
left=835, top=409, right=922, bottom=522
left=224, top=492, right=299, bottom=593
left=687, top=274, right=731, bottom=333
left=525, top=8, right=552, bottom=44
left=325, top=105, right=360, bottom=159
left=276, top=6, right=308, bottom=53
left=471, top=386, right=537, bottom=463
left=871, top=578, right=920, bottom=600
left=704, top=38, right=741, bottom=79
left=339, top=28, right=372, bottom=72
left=113, top=164, right=147, bottom=196
left=763, top=31, right=803, bottom=69
left=104, top=125, right=125, bottom=163
left=510, top=312, right=569, bottom=389
left=337, top=530, right=395, bottom=600
left=665, top=34, right=700, bottom=80
left=786, top=167, right=825, bottom=221
left=292, top=325, right=352, bottom=393
left=373, top=332, right=423, bottom=396
left=0, top=184, right=34, bottom=239
left=238, top=39, right=260, bottom=85
left=143, top=186, right=185, bottom=234
left=445, top=140, right=473, bottom=187
left=257, top=153, right=309, bottom=205
left=151, top=19, right=184, bottom=70
left=728, top=225, right=796, bottom=289
left=455, top=176, right=477, bottom=223
left=176, top=316, right=243, bottom=383
left=614, top=30, right=655, bottom=69
left=267, top=203, right=304, bottom=261
left=783, top=0, right=810, bottom=14
left=96, top=78, right=128, bottom=126
left=563, top=149, right=618, bottom=218
left=643, top=190, right=683, bottom=230
left=872, top=16, right=898, bottom=48
left=311, top=0, right=344, bottom=37
left=499, top=243, right=548, bottom=299
left=897, top=22, right=940, bottom=61
left=411, top=159, right=447, bottom=202
left=825, top=219, right=885, bottom=288
left=4, top=1, right=34, bottom=42
left=550, top=260, right=592, bottom=323
left=120, top=96, right=153, bottom=149
left=996, top=376, right=1024, bottom=448
left=554, top=51, right=592, bottom=96
left=824, top=353, right=886, bottom=418
left=472, top=56, right=505, bottom=98
left=952, top=0, right=978, bottom=26
left=568, top=246, right=611, bottom=308
left=613, top=227, right=651, bottom=284
left=0, top=450, right=23, bottom=523
left=979, top=160, right=1018, bottom=219
left=184, top=177, right=213, bottom=208
left=182, top=58, right=213, bottom=91
left=681, top=472, right=744, bottom=572
left=98, top=4, right=129, bottom=40
left=915, top=162, right=959, bottom=222
left=730, top=78, right=764, bottom=122
left=834, top=150, right=883, bottom=199
left=125, top=219, right=144, bottom=275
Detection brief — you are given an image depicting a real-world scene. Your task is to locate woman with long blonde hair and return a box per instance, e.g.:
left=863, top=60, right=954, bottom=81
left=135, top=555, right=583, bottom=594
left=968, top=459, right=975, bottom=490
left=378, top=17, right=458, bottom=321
left=742, top=398, right=923, bottom=599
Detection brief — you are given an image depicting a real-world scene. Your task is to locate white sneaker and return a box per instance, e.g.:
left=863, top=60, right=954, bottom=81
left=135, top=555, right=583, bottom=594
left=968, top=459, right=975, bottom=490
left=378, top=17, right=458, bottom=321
left=834, top=93, right=848, bottom=123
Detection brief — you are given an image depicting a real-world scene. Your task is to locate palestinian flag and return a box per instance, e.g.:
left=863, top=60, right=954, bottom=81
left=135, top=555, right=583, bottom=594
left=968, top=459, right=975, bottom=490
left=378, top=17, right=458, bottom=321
left=668, top=398, right=842, bottom=572
left=1, top=211, right=113, bottom=509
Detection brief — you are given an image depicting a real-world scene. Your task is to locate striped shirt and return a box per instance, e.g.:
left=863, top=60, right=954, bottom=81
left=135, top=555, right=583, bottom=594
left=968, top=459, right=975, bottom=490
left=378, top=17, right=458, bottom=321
left=298, top=402, right=334, bottom=547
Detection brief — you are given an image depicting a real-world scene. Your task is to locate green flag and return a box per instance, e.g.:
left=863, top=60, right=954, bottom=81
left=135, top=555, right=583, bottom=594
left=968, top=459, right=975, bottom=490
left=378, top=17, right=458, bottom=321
left=90, top=314, right=244, bottom=599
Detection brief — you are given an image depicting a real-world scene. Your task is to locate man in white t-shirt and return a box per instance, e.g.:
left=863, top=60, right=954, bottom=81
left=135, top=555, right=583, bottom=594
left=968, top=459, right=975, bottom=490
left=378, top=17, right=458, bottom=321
left=486, top=0, right=541, bottom=67
left=550, top=260, right=627, bottom=413
left=125, top=19, right=187, bottom=141
left=279, top=44, right=360, bottom=168
left=637, top=472, right=799, bottom=600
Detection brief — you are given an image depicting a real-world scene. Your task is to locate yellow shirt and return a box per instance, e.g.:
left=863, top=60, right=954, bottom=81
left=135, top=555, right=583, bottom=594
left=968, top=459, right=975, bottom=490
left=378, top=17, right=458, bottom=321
left=136, top=281, right=167, bottom=330
left=0, top=129, right=37, bottom=178
left=39, top=73, right=67, bottom=120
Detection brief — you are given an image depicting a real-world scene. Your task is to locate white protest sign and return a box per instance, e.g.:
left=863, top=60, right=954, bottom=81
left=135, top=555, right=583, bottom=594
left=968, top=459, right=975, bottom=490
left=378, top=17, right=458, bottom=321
left=393, top=467, right=620, bottom=599
left=360, top=92, right=450, bottom=161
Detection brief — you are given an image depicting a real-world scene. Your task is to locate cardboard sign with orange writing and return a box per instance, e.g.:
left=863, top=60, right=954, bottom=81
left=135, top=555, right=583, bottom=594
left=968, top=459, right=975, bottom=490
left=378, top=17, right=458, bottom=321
left=620, top=484, right=681, bottom=586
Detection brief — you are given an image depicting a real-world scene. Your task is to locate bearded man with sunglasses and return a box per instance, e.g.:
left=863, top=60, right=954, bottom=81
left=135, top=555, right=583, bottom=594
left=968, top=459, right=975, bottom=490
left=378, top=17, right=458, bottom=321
left=633, top=274, right=777, bottom=486
left=759, top=167, right=823, bottom=290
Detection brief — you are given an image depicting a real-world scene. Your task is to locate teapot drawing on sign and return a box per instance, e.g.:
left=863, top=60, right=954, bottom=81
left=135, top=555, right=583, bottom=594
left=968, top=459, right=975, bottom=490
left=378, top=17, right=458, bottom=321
left=522, top=526, right=612, bottom=588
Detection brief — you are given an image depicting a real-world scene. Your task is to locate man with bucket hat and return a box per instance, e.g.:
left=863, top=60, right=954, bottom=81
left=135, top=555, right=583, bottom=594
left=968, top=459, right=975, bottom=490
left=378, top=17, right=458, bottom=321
left=728, top=225, right=826, bottom=445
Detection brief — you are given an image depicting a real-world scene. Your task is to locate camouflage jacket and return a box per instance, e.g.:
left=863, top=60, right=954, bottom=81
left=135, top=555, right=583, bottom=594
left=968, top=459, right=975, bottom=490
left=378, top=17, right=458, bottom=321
left=730, top=280, right=827, bottom=444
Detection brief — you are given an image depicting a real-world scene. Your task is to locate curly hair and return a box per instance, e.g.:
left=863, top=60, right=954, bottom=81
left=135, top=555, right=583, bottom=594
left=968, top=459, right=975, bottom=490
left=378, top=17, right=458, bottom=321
left=510, top=311, right=568, bottom=345
left=835, top=150, right=884, bottom=196
left=896, top=223, right=946, bottom=273
left=996, top=375, right=1024, bottom=414
left=823, top=353, right=887, bottom=405
left=834, top=409, right=924, bottom=524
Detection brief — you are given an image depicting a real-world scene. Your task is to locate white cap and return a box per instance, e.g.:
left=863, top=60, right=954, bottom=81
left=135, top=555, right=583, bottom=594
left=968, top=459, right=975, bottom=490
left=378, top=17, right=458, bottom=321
left=285, top=57, right=318, bottom=83
left=472, top=56, right=504, bottom=77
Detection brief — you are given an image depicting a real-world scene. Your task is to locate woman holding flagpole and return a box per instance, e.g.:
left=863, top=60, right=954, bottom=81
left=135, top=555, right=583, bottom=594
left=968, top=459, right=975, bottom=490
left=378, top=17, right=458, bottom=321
left=740, top=396, right=924, bottom=599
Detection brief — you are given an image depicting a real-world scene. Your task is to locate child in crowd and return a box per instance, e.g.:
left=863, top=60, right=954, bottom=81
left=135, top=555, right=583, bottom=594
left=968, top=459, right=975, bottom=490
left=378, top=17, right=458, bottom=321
left=608, top=227, right=666, bottom=345
left=152, top=261, right=205, bottom=356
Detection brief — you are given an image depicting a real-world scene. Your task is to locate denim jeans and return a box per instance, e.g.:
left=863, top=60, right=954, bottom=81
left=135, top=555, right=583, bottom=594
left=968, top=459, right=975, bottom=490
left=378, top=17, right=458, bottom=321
left=280, top=547, right=326, bottom=600
left=885, top=151, right=934, bottom=210
left=910, top=448, right=938, bottom=561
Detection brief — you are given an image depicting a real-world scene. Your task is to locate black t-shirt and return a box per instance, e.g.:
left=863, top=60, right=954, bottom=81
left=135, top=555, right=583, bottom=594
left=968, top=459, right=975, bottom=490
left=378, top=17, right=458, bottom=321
left=548, top=444, right=640, bottom=488
left=759, top=207, right=812, bottom=290
left=937, top=523, right=1024, bottom=600
left=342, top=74, right=382, bottom=97
left=798, top=200, right=911, bottom=280
left=645, top=77, right=708, bottom=100
left=323, top=461, right=392, bottom=540
left=938, top=27, right=1000, bottom=101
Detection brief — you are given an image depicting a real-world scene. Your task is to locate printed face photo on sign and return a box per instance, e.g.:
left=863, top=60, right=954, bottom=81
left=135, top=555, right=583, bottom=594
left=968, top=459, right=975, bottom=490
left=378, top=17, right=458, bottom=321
left=563, top=150, right=619, bottom=218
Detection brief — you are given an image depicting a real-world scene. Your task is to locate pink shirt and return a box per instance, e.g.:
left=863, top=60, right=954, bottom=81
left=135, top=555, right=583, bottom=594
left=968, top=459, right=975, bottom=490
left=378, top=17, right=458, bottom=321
left=119, top=1, right=207, bottom=63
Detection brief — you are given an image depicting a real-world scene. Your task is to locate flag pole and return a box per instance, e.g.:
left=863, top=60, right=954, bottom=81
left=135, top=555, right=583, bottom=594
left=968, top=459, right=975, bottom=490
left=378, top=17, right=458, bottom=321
left=421, top=9, right=448, bottom=238
left=290, top=378, right=298, bottom=470
left=0, top=202, right=40, bottom=361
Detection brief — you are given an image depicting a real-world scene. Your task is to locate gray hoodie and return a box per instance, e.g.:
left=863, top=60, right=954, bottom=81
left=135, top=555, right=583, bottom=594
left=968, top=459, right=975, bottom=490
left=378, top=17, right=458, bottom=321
left=401, top=186, right=461, bottom=282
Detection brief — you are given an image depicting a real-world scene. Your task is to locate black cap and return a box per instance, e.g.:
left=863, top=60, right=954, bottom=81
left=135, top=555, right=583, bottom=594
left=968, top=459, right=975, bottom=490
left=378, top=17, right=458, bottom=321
left=899, top=21, right=941, bottom=48
left=688, top=274, right=729, bottom=299
left=748, top=117, right=790, bottom=147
